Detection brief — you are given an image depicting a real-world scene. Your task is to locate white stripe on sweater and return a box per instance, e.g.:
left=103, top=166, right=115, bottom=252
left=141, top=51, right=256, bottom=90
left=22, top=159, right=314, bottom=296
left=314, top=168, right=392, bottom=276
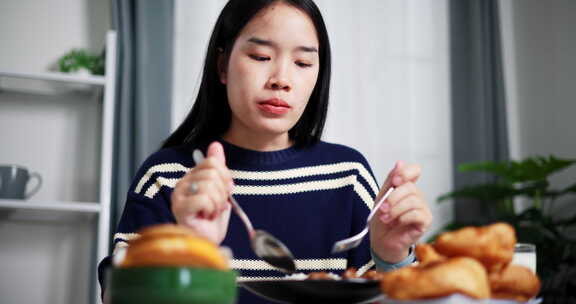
left=111, top=241, right=373, bottom=276
left=113, top=232, right=141, bottom=242
left=237, top=276, right=288, bottom=282
left=134, top=163, right=189, bottom=193
left=235, top=259, right=375, bottom=282
left=144, top=177, right=179, bottom=198
left=142, top=175, right=375, bottom=210
left=134, top=162, right=379, bottom=196
left=231, top=258, right=347, bottom=271
left=231, top=162, right=378, bottom=194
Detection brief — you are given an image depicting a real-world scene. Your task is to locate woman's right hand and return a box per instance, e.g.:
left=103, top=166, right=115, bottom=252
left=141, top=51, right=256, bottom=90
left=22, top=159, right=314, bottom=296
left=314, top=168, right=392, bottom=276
left=171, top=142, right=234, bottom=244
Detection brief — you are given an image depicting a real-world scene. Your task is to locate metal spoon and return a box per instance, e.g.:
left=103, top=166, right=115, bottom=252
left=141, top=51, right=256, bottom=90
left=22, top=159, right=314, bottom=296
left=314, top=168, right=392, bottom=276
left=332, top=187, right=395, bottom=253
left=192, top=149, right=297, bottom=273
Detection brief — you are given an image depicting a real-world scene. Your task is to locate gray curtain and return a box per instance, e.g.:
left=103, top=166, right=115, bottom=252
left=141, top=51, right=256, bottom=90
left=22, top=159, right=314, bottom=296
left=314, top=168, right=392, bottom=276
left=110, top=0, right=173, bottom=245
left=449, top=0, right=509, bottom=223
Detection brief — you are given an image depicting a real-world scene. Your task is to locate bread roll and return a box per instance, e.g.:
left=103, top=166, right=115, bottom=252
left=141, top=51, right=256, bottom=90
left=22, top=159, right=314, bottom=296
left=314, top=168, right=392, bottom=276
left=489, top=264, right=541, bottom=302
left=434, top=223, right=516, bottom=272
left=120, top=224, right=229, bottom=270
left=381, top=257, right=491, bottom=300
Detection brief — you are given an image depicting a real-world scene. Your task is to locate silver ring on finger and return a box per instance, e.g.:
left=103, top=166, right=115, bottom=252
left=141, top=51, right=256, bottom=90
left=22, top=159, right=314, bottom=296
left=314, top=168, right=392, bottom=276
left=189, top=182, right=200, bottom=195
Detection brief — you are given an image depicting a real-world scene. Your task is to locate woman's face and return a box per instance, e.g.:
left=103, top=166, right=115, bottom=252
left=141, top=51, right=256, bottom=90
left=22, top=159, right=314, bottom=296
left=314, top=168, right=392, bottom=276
left=221, top=1, right=320, bottom=141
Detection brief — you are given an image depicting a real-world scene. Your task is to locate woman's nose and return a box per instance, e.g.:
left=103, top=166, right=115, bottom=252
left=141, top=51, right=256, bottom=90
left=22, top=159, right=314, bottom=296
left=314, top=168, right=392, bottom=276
left=267, top=78, right=291, bottom=91
left=266, top=63, right=291, bottom=91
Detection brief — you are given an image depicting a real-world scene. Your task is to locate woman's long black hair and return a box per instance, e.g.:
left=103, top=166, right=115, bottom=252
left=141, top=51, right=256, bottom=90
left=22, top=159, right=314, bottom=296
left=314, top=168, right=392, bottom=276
left=162, top=0, right=331, bottom=149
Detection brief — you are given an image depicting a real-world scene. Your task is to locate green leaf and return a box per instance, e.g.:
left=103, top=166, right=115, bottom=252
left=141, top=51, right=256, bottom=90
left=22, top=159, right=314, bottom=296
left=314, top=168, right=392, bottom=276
left=458, top=161, right=509, bottom=177
left=555, top=214, right=576, bottom=227
left=516, top=224, right=551, bottom=244
left=516, top=207, right=545, bottom=222
left=518, top=180, right=550, bottom=196
left=437, top=183, right=517, bottom=202
left=560, top=182, right=576, bottom=195
left=458, top=156, right=576, bottom=183
left=57, top=49, right=105, bottom=75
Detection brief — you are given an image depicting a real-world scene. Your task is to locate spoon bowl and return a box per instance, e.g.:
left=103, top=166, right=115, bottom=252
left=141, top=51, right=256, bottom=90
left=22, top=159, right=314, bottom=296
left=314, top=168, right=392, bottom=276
left=252, top=230, right=297, bottom=272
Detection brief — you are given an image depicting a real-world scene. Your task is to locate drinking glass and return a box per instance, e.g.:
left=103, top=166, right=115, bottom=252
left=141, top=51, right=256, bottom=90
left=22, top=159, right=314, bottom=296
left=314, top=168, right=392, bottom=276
left=512, top=243, right=536, bottom=273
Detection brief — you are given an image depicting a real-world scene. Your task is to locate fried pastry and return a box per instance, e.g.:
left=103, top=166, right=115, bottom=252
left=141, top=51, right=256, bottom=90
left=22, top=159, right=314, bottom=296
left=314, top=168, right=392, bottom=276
left=434, top=222, right=516, bottom=272
left=415, top=243, right=446, bottom=266
left=381, top=224, right=541, bottom=301
left=380, top=257, right=491, bottom=300
left=361, top=270, right=385, bottom=281
left=120, top=224, right=229, bottom=270
left=489, top=264, right=541, bottom=302
left=342, top=267, right=359, bottom=280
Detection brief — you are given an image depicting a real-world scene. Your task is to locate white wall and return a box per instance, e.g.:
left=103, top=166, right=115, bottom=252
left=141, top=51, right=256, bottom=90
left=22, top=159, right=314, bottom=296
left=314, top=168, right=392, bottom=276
left=0, top=0, right=110, bottom=303
left=315, top=0, right=452, bottom=237
left=171, top=0, right=228, bottom=127
left=172, top=0, right=453, bottom=238
left=501, top=0, right=576, bottom=219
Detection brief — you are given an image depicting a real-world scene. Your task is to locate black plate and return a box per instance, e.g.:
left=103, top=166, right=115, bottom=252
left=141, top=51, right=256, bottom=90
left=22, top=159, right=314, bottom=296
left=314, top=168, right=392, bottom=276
left=240, top=279, right=384, bottom=304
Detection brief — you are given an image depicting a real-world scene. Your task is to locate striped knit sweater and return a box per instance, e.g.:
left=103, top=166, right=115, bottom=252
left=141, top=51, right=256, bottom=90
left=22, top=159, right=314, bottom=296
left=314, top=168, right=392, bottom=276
left=101, top=140, right=380, bottom=304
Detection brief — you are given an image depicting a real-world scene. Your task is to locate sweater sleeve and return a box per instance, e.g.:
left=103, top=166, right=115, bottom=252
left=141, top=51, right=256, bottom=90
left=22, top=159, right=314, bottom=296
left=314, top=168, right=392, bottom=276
left=112, top=152, right=179, bottom=253
left=97, top=148, right=184, bottom=300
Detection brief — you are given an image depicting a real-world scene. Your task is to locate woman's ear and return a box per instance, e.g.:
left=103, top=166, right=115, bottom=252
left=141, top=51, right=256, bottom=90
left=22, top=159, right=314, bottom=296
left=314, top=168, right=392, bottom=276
left=217, top=48, right=227, bottom=84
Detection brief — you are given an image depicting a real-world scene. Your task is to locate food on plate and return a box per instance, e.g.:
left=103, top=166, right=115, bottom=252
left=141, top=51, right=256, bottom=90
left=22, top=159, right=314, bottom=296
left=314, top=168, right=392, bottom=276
left=119, top=224, right=229, bottom=270
left=489, top=264, right=541, bottom=302
left=307, top=268, right=385, bottom=281
left=380, top=223, right=541, bottom=301
left=299, top=268, right=384, bottom=281
left=341, top=268, right=385, bottom=281
left=415, top=243, right=446, bottom=266
left=342, top=268, right=359, bottom=280
left=434, top=222, right=516, bottom=272
left=307, top=271, right=340, bottom=280
left=360, top=270, right=385, bottom=281
left=282, top=273, right=311, bottom=280
left=380, top=257, right=491, bottom=300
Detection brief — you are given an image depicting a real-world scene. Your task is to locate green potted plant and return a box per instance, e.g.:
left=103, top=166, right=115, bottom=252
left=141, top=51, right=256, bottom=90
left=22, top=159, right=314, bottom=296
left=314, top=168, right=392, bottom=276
left=57, top=49, right=105, bottom=76
left=437, top=155, right=576, bottom=284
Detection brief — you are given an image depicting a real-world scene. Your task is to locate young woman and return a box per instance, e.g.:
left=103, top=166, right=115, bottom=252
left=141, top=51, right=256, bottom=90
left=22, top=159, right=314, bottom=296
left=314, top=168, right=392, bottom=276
left=99, top=0, right=432, bottom=303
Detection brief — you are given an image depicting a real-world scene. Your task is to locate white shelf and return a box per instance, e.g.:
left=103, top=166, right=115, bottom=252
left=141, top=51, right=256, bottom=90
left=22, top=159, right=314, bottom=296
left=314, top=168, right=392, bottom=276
left=0, top=70, right=105, bottom=85
left=0, top=30, right=116, bottom=304
left=0, top=199, right=101, bottom=213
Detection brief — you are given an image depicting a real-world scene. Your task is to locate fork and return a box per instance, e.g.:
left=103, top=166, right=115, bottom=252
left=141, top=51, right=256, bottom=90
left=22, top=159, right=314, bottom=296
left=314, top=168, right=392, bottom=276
left=331, top=187, right=395, bottom=253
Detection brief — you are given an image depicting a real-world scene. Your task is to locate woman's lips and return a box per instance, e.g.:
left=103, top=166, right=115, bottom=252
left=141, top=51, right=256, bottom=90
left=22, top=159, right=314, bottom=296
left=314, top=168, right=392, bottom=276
left=258, top=98, right=290, bottom=115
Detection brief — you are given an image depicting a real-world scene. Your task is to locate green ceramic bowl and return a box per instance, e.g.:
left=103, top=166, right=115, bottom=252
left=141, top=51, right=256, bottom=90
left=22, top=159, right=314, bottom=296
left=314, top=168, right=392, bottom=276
left=107, top=267, right=237, bottom=304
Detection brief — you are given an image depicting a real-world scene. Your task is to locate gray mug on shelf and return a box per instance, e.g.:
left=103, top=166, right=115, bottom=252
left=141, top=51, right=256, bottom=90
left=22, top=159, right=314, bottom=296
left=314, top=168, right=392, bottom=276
left=0, top=165, right=42, bottom=199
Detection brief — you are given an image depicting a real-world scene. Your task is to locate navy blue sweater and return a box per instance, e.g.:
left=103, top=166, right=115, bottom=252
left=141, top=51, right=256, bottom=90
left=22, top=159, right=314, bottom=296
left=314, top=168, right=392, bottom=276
left=100, top=140, right=380, bottom=303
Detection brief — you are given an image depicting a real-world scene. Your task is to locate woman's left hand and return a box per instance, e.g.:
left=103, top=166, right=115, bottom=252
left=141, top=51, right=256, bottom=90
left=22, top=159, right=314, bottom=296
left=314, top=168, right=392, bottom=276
left=369, top=161, right=433, bottom=263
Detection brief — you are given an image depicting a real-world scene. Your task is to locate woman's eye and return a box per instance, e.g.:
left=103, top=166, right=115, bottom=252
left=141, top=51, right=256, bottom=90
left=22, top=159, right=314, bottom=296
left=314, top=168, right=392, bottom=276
left=296, top=61, right=313, bottom=68
left=249, top=54, right=270, bottom=61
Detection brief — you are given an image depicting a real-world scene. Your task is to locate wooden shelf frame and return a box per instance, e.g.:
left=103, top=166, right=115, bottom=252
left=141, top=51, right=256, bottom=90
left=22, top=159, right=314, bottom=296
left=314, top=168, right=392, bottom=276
left=0, top=199, right=101, bottom=213
left=0, top=30, right=117, bottom=304
left=0, top=70, right=106, bottom=85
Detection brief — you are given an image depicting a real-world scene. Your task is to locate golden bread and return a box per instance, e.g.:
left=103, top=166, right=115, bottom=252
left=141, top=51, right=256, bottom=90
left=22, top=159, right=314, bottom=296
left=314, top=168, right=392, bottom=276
left=380, top=257, right=491, bottom=300
left=434, top=222, right=516, bottom=272
left=415, top=243, right=446, bottom=266
left=489, top=264, right=541, bottom=302
left=120, top=224, right=229, bottom=270
left=380, top=223, right=540, bottom=301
